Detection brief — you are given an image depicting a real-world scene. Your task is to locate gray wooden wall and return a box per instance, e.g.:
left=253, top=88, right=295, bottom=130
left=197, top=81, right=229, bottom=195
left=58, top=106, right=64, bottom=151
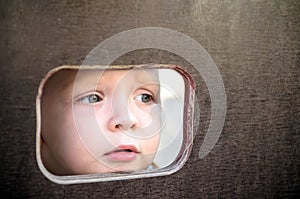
left=1, top=0, right=299, bottom=198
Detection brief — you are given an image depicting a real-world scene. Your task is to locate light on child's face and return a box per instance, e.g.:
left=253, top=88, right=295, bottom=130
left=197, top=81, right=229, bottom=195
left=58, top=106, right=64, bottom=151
left=69, top=69, right=162, bottom=173
left=36, top=65, right=194, bottom=184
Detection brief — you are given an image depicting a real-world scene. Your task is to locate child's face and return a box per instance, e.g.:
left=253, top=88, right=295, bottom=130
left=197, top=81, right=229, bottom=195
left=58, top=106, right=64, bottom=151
left=41, top=69, right=161, bottom=175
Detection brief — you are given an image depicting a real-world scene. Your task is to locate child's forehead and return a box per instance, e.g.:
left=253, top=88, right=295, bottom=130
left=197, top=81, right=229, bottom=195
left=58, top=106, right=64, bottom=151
left=76, top=69, right=159, bottom=84
left=42, top=69, right=77, bottom=97
left=42, top=68, right=160, bottom=102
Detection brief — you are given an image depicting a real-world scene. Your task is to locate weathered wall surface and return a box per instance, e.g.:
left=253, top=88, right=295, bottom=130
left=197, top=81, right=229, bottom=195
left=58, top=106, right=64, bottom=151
left=1, top=0, right=299, bottom=198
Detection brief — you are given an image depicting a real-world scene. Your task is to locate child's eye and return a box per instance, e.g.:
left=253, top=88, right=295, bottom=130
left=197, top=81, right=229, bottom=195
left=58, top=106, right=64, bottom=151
left=79, top=94, right=102, bottom=104
left=135, top=94, right=154, bottom=103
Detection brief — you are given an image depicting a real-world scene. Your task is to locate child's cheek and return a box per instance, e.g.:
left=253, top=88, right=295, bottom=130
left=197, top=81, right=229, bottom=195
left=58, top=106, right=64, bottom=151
left=140, top=134, right=160, bottom=155
left=135, top=104, right=161, bottom=154
left=134, top=104, right=161, bottom=139
left=72, top=104, right=111, bottom=157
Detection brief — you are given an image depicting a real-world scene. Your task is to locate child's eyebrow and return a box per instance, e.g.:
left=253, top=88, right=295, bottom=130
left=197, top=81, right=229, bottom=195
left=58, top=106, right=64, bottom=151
left=71, top=70, right=107, bottom=94
left=72, top=78, right=100, bottom=97
left=135, top=70, right=159, bottom=84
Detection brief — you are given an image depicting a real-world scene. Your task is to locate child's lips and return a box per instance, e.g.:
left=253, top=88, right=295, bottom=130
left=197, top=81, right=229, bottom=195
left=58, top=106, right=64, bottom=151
left=104, top=145, right=139, bottom=161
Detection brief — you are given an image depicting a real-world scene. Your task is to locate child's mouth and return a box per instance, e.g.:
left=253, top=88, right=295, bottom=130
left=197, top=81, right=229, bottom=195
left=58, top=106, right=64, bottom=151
left=105, top=145, right=139, bottom=161
left=114, top=149, right=135, bottom=152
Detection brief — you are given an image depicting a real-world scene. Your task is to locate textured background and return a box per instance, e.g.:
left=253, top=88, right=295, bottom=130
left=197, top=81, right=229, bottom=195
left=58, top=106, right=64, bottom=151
left=0, top=0, right=299, bottom=198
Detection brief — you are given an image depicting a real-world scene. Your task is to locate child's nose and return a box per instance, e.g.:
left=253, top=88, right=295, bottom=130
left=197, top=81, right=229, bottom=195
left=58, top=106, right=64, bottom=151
left=107, top=105, right=138, bottom=132
left=109, top=117, right=136, bottom=132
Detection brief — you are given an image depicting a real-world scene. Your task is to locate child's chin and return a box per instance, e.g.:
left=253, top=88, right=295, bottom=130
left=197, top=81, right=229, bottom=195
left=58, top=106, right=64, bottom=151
left=105, top=165, right=150, bottom=174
